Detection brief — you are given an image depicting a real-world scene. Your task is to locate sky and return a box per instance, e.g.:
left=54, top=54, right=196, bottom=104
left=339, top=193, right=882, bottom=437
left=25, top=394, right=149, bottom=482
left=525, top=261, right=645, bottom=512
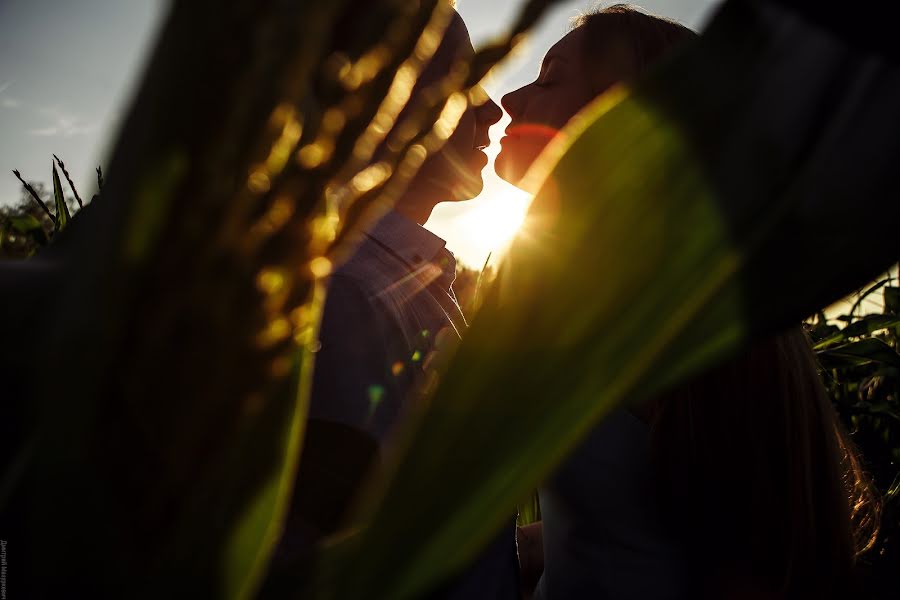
left=0, top=0, right=164, bottom=209
left=0, top=0, right=721, bottom=267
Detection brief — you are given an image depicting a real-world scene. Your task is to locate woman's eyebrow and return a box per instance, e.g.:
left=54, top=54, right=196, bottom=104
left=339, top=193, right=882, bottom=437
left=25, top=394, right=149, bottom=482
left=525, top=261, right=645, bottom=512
left=537, top=54, right=567, bottom=78
left=542, top=54, right=569, bottom=66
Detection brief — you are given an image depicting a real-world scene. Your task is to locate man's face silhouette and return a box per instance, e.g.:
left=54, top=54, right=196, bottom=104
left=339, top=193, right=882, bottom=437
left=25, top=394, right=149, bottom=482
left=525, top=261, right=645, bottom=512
left=406, top=12, right=502, bottom=209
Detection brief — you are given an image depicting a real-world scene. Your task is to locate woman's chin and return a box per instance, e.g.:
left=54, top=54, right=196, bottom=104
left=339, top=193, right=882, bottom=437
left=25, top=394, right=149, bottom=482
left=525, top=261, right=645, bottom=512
left=494, top=148, right=528, bottom=185
left=495, top=148, right=534, bottom=191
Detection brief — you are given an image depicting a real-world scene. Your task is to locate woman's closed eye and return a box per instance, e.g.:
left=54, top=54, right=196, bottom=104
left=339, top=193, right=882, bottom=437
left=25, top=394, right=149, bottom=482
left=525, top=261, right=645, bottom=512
left=535, top=74, right=555, bottom=88
left=535, top=68, right=559, bottom=88
left=535, top=57, right=564, bottom=88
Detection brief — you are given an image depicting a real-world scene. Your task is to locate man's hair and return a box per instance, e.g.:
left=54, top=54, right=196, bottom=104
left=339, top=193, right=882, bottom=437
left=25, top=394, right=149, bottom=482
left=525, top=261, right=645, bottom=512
left=329, top=0, right=458, bottom=57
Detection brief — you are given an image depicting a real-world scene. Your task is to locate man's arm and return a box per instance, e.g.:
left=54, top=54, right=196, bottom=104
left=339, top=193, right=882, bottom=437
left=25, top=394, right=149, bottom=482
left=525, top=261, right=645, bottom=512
left=306, top=274, right=412, bottom=439
left=277, top=274, right=411, bottom=557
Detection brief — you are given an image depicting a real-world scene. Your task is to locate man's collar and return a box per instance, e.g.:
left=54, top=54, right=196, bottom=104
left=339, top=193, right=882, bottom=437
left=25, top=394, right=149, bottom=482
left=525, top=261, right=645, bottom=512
left=366, top=209, right=457, bottom=291
left=366, top=209, right=449, bottom=270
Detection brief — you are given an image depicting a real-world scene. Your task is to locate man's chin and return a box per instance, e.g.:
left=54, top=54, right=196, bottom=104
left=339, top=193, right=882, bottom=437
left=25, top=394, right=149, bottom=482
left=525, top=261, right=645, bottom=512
left=445, top=157, right=488, bottom=200
left=417, top=176, right=485, bottom=204
left=447, top=177, right=485, bottom=201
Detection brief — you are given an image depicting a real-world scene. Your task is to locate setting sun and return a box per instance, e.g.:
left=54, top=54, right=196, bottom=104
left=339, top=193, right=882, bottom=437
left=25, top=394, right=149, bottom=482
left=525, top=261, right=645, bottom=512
left=427, top=111, right=535, bottom=268
left=459, top=185, right=531, bottom=257
left=428, top=173, right=533, bottom=268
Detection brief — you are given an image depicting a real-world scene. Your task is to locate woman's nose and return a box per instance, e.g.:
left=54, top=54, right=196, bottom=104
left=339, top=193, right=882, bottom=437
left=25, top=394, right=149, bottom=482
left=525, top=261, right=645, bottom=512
left=501, top=85, right=527, bottom=120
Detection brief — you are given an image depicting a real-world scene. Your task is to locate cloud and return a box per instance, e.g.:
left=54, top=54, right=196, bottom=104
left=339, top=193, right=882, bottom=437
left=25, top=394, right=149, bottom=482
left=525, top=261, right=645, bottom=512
left=29, top=107, right=95, bottom=137
left=29, top=127, right=59, bottom=136
left=0, top=80, right=19, bottom=109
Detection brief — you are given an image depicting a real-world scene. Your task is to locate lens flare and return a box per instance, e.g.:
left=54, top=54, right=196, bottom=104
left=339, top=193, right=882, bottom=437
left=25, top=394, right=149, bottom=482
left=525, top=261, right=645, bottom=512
left=458, top=183, right=532, bottom=258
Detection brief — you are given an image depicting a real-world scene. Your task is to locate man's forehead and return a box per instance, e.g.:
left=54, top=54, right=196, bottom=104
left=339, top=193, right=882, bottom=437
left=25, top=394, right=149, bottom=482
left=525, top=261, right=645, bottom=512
left=441, top=12, right=475, bottom=58
left=418, top=11, right=473, bottom=84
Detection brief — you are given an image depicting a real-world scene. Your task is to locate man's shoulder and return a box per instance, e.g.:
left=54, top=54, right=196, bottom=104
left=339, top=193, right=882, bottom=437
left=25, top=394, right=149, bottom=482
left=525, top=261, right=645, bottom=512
left=332, top=235, right=409, bottom=297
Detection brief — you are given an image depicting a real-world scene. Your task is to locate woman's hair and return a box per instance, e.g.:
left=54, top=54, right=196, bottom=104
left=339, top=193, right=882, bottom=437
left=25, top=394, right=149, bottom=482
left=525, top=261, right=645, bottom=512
left=567, top=8, right=879, bottom=592
left=573, top=4, right=697, bottom=89
left=649, top=327, right=880, bottom=597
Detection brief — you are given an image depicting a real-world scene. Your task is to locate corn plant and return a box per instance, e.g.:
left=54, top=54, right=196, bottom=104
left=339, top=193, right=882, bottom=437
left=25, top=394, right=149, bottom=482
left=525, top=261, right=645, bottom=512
left=6, top=155, right=98, bottom=257
left=808, top=268, right=900, bottom=593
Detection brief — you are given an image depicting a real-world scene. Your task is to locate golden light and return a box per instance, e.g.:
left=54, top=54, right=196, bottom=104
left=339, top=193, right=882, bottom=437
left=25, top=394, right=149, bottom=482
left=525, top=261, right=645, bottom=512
left=425, top=112, right=535, bottom=269
left=456, top=182, right=532, bottom=262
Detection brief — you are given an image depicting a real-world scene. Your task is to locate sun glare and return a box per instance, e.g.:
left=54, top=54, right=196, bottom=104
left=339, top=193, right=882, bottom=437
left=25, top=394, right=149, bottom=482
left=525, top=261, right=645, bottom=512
left=458, top=182, right=532, bottom=262
left=425, top=114, right=535, bottom=268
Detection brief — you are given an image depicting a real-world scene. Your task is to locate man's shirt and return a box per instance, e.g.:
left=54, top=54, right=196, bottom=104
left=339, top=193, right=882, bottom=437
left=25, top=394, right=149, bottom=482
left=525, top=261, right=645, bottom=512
left=307, top=209, right=466, bottom=442
left=278, top=210, right=520, bottom=599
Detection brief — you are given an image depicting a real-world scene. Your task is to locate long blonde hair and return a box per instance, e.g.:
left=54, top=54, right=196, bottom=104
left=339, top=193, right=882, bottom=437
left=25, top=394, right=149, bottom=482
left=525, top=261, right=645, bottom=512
left=649, top=328, right=880, bottom=597
left=569, top=5, right=879, bottom=595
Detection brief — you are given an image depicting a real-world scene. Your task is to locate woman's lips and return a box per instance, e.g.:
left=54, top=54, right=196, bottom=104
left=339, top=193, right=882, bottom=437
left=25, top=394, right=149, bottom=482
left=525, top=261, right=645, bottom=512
left=504, top=122, right=560, bottom=141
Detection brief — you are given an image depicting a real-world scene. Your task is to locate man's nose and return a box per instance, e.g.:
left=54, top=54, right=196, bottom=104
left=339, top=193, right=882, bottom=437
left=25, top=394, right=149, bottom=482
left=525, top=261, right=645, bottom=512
left=478, top=97, right=503, bottom=126
left=471, top=85, right=502, bottom=126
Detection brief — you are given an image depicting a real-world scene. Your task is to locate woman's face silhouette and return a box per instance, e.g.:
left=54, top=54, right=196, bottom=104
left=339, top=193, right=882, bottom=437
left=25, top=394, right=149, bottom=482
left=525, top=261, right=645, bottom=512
left=495, top=26, right=633, bottom=191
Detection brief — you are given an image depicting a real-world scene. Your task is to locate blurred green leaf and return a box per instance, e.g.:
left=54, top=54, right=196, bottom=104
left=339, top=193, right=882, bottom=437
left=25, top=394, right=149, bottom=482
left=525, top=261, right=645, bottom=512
left=9, top=214, right=44, bottom=234
left=123, top=150, right=188, bottom=263
left=325, top=97, right=743, bottom=599
left=5, top=0, right=351, bottom=596
left=223, top=350, right=313, bottom=600
left=7, top=214, right=50, bottom=247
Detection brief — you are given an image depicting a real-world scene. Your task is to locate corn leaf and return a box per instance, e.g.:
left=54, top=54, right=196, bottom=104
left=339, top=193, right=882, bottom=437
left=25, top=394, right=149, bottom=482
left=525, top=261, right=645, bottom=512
left=51, top=163, right=70, bottom=231
left=818, top=338, right=900, bottom=370
left=886, top=286, right=900, bottom=314
left=813, top=314, right=900, bottom=348
left=3, top=1, right=350, bottom=597
left=11, top=168, right=56, bottom=224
